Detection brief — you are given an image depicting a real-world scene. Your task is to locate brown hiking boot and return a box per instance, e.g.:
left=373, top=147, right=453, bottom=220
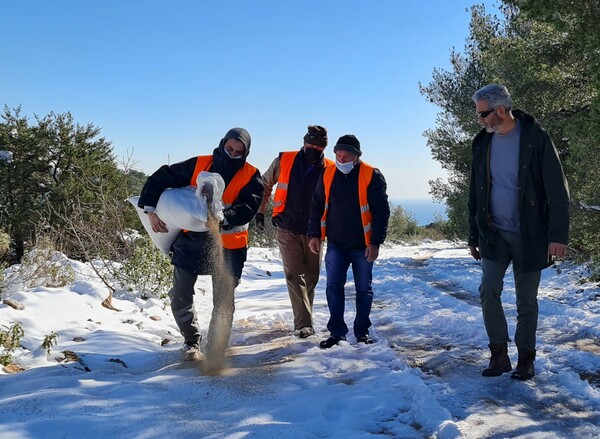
left=482, top=342, right=512, bottom=377
left=511, top=348, right=536, bottom=381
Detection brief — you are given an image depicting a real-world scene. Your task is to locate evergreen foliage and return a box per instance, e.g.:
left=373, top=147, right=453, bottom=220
left=0, top=107, right=145, bottom=262
left=421, top=3, right=600, bottom=273
left=0, top=230, right=9, bottom=259
left=248, top=202, right=277, bottom=248
left=4, top=238, right=76, bottom=289
left=117, top=235, right=173, bottom=299
left=386, top=206, right=420, bottom=242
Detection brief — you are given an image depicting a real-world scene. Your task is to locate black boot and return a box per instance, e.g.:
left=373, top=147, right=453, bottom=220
left=482, top=342, right=512, bottom=377
left=511, top=348, right=536, bottom=381
left=319, top=336, right=346, bottom=349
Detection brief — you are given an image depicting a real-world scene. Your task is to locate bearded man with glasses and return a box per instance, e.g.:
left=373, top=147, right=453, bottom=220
left=468, top=84, right=570, bottom=380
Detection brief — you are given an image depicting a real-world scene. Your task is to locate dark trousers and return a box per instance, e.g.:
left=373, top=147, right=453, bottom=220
left=479, top=229, right=541, bottom=351
left=169, top=266, right=202, bottom=345
left=169, top=264, right=239, bottom=358
left=324, top=241, right=374, bottom=339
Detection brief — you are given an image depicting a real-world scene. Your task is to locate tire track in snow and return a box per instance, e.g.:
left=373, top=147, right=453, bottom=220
left=371, top=246, right=600, bottom=438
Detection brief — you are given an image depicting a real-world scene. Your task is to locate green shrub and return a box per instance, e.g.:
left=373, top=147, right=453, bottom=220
left=248, top=202, right=277, bottom=248
left=41, top=331, right=59, bottom=355
left=0, top=262, right=5, bottom=301
left=118, top=235, right=172, bottom=299
left=0, top=322, right=24, bottom=366
left=0, top=230, right=9, bottom=259
left=4, top=237, right=75, bottom=290
left=386, top=206, right=420, bottom=242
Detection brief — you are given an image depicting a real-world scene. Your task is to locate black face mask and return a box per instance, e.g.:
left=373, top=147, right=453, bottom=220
left=303, top=147, right=323, bottom=163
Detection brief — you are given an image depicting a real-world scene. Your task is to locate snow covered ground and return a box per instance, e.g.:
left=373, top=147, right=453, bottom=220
left=1, top=241, right=599, bottom=438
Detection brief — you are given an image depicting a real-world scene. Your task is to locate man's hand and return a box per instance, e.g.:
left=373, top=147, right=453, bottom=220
left=309, top=237, right=321, bottom=255
left=220, top=209, right=235, bottom=231
left=199, top=181, right=214, bottom=205
left=148, top=211, right=168, bottom=233
left=548, top=242, right=567, bottom=258
left=469, top=246, right=481, bottom=261
left=254, top=213, right=265, bottom=232
left=365, top=244, right=379, bottom=262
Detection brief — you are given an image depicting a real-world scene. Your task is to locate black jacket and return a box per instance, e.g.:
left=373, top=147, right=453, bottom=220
left=138, top=145, right=263, bottom=276
left=273, top=150, right=329, bottom=234
left=308, top=162, right=390, bottom=249
left=468, top=109, right=569, bottom=273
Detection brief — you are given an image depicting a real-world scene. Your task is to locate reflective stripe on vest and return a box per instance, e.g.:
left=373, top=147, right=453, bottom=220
left=320, top=162, right=375, bottom=246
left=272, top=151, right=298, bottom=216
left=190, top=155, right=258, bottom=249
left=272, top=151, right=334, bottom=217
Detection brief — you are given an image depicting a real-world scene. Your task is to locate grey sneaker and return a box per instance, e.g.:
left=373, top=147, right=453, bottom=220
left=182, top=342, right=203, bottom=362
left=297, top=327, right=315, bottom=339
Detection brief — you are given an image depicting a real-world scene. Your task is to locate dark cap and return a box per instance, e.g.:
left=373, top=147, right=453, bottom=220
left=333, top=134, right=361, bottom=157
left=303, top=125, right=328, bottom=148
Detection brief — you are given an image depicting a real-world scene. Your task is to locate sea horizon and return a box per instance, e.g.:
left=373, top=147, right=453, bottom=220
left=391, top=198, right=447, bottom=226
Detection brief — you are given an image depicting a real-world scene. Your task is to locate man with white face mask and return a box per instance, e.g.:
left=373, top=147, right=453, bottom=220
left=308, top=134, right=390, bottom=348
left=256, top=125, right=334, bottom=338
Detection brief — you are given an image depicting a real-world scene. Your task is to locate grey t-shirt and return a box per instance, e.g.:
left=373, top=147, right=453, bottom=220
left=490, top=119, right=521, bottom=233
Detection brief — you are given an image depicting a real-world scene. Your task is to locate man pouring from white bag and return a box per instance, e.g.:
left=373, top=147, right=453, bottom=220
left=138, top=128, right=263, bottom=369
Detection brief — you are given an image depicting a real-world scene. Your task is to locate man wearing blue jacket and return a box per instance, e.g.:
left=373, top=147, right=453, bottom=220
left=308, top=134, right=390, bottom=349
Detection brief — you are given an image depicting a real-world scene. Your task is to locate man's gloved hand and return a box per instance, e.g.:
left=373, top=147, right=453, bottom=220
left=220, top=209, right=235, bottom=231
left=254, top=213, right=265, bottom=232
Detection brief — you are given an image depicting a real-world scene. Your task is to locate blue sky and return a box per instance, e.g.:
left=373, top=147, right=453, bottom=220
left=1, top=1, right=497, bottom=199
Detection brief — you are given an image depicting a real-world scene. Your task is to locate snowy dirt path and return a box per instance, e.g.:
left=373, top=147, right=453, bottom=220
left=369, top=244, right=600, bottom=438
left=2, top=242, right=600, bottom=438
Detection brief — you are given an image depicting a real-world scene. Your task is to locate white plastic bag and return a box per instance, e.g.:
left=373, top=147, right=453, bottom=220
left=155, top=186, right=210, bottom=232
left=195, top=171, right=226, bottom=222
left=129, top=172, right=226, bottom=255
left=128, top=196, right=181, bottom=255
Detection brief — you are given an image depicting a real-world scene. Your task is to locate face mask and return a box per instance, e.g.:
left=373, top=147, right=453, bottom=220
left=304, top=147, right=323, bottom=163
left=225, top=148, right=243, bottom=159
left=336, top=159, right=355, bottom=174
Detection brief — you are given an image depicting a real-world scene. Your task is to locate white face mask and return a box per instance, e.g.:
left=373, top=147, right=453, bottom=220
left=225, top=148, right=243, bottom=159
left=335, top=159, right=355, bottom=174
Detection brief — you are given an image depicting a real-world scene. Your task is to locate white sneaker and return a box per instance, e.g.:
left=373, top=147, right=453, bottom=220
left=182, top=343, right=203, bottom=361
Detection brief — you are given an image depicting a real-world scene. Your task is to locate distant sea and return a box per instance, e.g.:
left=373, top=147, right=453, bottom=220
left=391, top=199, right=447, bottom=226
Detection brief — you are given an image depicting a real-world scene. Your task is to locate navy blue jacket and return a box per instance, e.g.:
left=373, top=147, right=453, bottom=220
left=308, top=162, right=390, bottom=250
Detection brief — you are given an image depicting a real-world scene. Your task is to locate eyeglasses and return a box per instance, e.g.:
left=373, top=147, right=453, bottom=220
left=476, top=108, right=496, bottom=118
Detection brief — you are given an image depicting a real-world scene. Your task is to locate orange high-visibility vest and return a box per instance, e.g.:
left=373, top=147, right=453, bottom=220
left=190, top=155, right=258, bottom=249
left=320, top=162, right=375, bottom=246
left=272, top=151, right=334, bottom=216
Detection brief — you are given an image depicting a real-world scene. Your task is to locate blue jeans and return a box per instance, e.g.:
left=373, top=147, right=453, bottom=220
left=324, top=242, right=374, bottom=339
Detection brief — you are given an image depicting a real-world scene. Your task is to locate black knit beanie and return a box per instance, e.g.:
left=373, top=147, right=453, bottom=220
left=333, top=134, right=361, bottom=156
